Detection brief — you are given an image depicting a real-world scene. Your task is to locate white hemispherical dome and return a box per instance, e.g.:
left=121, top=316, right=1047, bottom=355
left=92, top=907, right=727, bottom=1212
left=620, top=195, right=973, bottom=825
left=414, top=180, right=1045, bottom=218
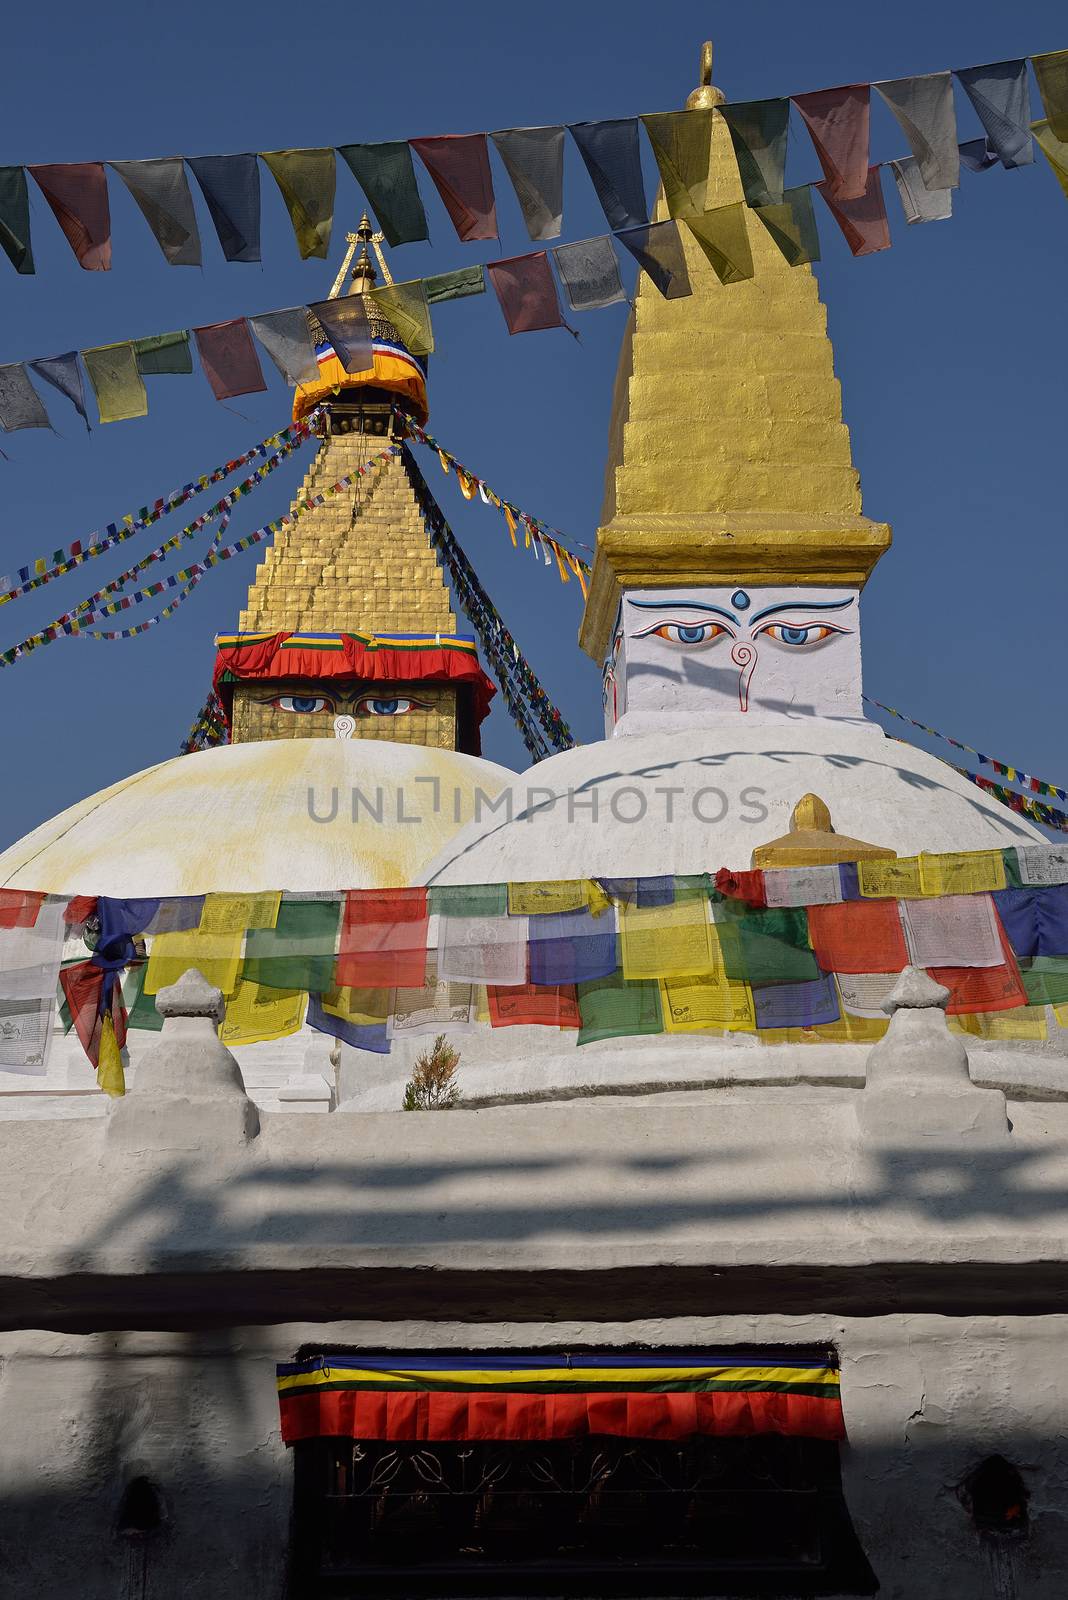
left=422, top=721, right=1044, bottom=885
left=0, top=739, right=513, bottom=896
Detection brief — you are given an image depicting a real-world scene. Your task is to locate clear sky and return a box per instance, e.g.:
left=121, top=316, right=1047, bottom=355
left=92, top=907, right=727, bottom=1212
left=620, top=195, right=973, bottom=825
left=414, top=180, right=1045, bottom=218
left=0, top=0, right=1063, bottom=848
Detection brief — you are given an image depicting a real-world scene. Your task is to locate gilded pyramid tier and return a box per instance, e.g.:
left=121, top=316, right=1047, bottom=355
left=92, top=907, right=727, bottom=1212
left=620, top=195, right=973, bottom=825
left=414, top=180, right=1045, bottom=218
left=580, top=86, right=891, bottom=662
left=239, top=434, right=456, bottom=637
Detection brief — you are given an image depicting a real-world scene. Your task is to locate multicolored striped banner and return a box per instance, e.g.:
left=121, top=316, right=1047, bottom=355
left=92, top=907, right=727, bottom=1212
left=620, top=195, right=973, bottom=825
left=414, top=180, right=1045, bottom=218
left=276, top=1351, right=846, bottom=1445
left=865, top=695, right=1068, bottom=803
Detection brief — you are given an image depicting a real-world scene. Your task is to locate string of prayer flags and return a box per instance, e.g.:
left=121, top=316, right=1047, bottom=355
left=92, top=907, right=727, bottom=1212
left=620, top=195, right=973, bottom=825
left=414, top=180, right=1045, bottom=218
left=133, top=331, right=193, bottom=376
left=755, top=184, right=822, bottom=265
left=792, top=85, right=872, bottom=200
left=683, top=203, right=755, bottom=285
left=193, top=320, right=268, bottom=401
left=569, top=118, right=648, bottom=231
left=955, top=61, right=1034, bottom=169
left=337, top=888, right=428, bottom=989
left=109, top=157, right=202, bottom=266
left=0, top=167, right=34, bottom=274
left=862, top=695, right=1068, bottom=801
left=963, top=768, right=1068, bottom=834
left=1032, top=120, right=1068, bottom=203
left=29, top=162, right=111, bottom=270
left=640, top=108, right=714, bottom=219
left=719, top=99, right=790, bottom=208
left=367, top=279, right=434, bottom=358
left=889, top=157, right=953, bottom=224
left=410, top=134, right=498, bottom=243
left=576, top=971, right=662, bottom=1045
left=490, top=127, right=565, bottom=241
left=337, top=142, right=429, bottom=247
left=200, top=890, right=280, bottom=933
left=82, top=342, right=147, bottom=424
left=247, top=309, right=319, bottom=386
left=261, top=148, right=336, bottom=260
left=615, top=219, right=692, bottom=299
left=487, top=251, right=572, bottom=334
left=28, top=354, right=89, bottom=431
left=187, top=153, right=261, bottom=263
left=552, top=235, right=627, bottom=312
left=1032, top=50, right=1068, bottom=142
left=242, top=897, right=340, bottom=992
left=424, top=264, right=486, bottom=303
left=874, top=73, right=960, bottom=191
left=815, top=167, right=891, bottom=256
left=308, top=297, right=373, bottom=374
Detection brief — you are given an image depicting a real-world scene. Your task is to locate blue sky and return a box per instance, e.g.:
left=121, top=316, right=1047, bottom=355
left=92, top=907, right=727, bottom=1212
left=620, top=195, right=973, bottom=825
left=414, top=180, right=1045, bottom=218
left=0, top=0, right=1064, bottom=848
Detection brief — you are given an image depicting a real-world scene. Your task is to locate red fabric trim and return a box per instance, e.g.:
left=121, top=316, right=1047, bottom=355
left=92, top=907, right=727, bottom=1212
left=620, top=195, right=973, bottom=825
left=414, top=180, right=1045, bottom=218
left=0, top=890, right=45, bottom=929
left=929, top=923, right=1027, bottom=1015
left=279, top=1387, right=845, bottom=1446
left=212, top=633, right=495, bottom=755
left=715, top=869, right=767, bottom=909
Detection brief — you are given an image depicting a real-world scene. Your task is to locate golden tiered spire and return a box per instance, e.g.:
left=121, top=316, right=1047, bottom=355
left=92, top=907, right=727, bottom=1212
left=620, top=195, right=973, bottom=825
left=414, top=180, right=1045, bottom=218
left=579, top=42, right=891, bottom=660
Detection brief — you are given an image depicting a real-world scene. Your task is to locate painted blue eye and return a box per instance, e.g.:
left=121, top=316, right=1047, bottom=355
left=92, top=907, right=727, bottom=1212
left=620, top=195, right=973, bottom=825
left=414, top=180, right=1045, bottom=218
left=359, top=697, right=418, bottom=717
left=646, top=621, right=730, bottom=648
left=758, top=623, right=842, bottom=648
left=271, top=694, right=330, bottom=714
left=780, top=626, right=810, bottom=646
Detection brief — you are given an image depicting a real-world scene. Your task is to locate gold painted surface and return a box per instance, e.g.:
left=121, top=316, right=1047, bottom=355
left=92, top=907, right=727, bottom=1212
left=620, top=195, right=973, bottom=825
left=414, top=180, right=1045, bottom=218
left=751, top=793, right=896, bottom=867
left=231, top=683, right=458, bottom=750
left=240, top=438, right=455, bottom=637
left=0, top=741, right=512, bottom=895
left=580, top=84, right=891, bottom=661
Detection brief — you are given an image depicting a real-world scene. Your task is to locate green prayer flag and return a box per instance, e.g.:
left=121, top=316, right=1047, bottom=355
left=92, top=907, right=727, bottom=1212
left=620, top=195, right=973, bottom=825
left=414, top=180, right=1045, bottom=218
left=577, top=970, right=663, bottom=1045
left=241, top=898, right=341, bottom=992
left=82, top=342, right=148, bottom=424
left=424, top=265, right=486, bottom=304
left=719, top=98, right=790, bottom=207
left=641, top=109, right=713, bottom=218
left=429, top=883, right=508, bottom=917
left=716, top=903, right=819, bottom=987
left=1002, top=849, right=1025, bottom=890
left=337, top=142, right=429, bottom=246
left=134, top=330, right=193, bottom=376
left=755, top=184, right=822, bottom=266
left=0, top=167, right=33, bottom=274
left=1032, top=120, right=1068, bottom=203
left=684, top=203, right=755, bottom=284
left=1032, top=50, right=1068, bottom=142
left=125, top=963, right=164, bottom=1032
left=261, top=148, right=336, bottom=260
left=1022, top=956, right=1068, bottom=1007
left=368, top=279, right=434, bottom=357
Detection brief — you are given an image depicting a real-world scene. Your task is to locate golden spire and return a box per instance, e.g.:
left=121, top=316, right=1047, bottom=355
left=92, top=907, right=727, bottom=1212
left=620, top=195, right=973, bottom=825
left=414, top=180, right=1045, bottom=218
left=579, top=42, right=891, bottom=661
left=348, top=212, right=378, bottom=295
left=751, top=794, right=897, bottom=867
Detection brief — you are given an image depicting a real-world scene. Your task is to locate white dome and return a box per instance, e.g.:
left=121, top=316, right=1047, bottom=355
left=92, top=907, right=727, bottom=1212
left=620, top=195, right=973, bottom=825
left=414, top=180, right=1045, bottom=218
left=422, top=721, right=1044, bottom=884
left=0, top=739, right=513, bottom=896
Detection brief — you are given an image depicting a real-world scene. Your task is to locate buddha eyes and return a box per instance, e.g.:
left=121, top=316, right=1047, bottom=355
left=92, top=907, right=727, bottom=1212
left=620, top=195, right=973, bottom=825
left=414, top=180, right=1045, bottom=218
left=268, top=694, right=427, bottom=717
left=638, top=620, right=732, bottom=648
left=755, top=623, right=847, bottom=647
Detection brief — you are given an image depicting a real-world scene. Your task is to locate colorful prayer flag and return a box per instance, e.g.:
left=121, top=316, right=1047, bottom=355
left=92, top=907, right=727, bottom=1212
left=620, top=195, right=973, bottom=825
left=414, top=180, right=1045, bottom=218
left=684, top=203, right=754, bottom=284
left=1032, top=50, right=1068, bottom=142
left=0, top=167, right=34, bottom=274
left=490, top=126, right=565, bottom=240
left=337, top=142, right=429, bottom=246
left=367, top=279, right=434, bottom=357
left=792, top=84, right=872, bottom=200
left=410, top=135, right=498, bottom=242
left=719, top=99, right=790, bottom=207
left=29, top=162, right=111, bottom=270
left=193, top=320, right=268, bottom=401
left=955, top=60, right=1034, bottom=169
left=889, top=157, right=952, bottom=225
left=261, top=148, right=336, bottom=260
left=337, top=888, right=428, bottom=989
left=82, top=342, right=148, bottom=424
left=109, top=157, right=202, bottom=265
left=815, top=166, right=890, bottom=257
left=487, top=252, right=570, bottom=334
left=424, top=264, right=486, bottom=303
left=569, top=118, right=647, bottom=230
left=615, top=219, right=692, bottom=298
left=755, top=184, right=822, bottom=265
left=552, top=235, right=626, bottom=311
left=29, top=353, right=89, bottom=430
left=640, top=108, right=714, bottom=218
left=187, top=153, right=261, bottom=262
left=133, top=331, right=193, bottom=376
left=1032, top=120, right=1068, bottom=203
left=308, top=297, right=373, bottom=374
left=874, top=73, right=959, bottom=191
left=249, top=308, right=320, bottom=385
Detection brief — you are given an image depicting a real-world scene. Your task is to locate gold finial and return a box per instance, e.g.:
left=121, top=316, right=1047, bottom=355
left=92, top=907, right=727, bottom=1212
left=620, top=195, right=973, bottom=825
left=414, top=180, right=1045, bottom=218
left=686, top=39, right=725, bottom=109
left=751, top=792, right=897, bottom=868
left=348, top=212, right=378, bottom=294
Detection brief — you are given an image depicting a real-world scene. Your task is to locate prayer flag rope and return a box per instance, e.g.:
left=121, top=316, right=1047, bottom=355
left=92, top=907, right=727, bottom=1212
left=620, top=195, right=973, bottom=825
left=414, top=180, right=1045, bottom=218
left=0, top=415, right=318, bottom=606
left=403, top=444, right=575, bottom=760
left=77, top=509, right=233, bottom=636
left=864, top=695, right=1068, bottom=801
left=398, top=414, right=593, bottom=586
left=179, top=687, right=229, bottom=754
left=956, top=768, right=1068, bottom=834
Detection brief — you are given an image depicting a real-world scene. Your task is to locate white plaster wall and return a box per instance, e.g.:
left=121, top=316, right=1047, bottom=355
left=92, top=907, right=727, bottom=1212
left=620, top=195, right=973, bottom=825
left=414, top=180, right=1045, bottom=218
left=1, top=1314, right=1066, bottom=1600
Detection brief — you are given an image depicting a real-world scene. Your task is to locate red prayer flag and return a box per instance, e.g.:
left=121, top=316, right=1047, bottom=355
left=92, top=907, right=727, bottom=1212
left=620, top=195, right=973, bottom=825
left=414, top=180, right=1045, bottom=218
left=715, top=868, right=767, bottom=908
left=806, top=898, right=908, bottom=974
left=815, top=167, right=890, bottom=257
left=792, top=85, right=871, bottom=200
left=0, top=890, right=45, bottom=929
left=29, top=162, right=112, bottom=270
left=193, top=320, right=268, bottom=401
left=487, top=980, right=580, bottom=1028
left=487, top=252, right=567, bottom=334
left=336, top=888, right=429, bottom=989
left=59, top=961, right=128, bottom=1067
left=929, top=925, right=1027, bottom=1015
left=410, top=135, right=498, bottom=242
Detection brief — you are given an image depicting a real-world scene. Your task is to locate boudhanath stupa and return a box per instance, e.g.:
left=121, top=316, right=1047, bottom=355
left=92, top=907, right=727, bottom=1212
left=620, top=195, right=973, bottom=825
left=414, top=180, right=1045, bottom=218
left=1, top=44, right=1067, bottom=1600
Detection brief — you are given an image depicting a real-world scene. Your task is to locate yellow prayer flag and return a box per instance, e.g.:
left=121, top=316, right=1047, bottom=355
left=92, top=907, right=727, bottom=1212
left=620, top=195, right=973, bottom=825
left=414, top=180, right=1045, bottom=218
left=504, top=505, right=518, bottom=546
left=320, top=985, right=391, bottom=1027
left=917, top=851, right=1006, bottom=896
left=508, top=881, right=588, bottom=916
left=953, top=1006, right=1049, bottom=1042
left=585, top=880, right=613, bottom=919
left=457, top=470, right=476, bottom=500
left=96, top=1013, right=126, bottom=1097
left=145, top=927, right=244, bottom=997
left=1032, top=119, right=1068, bottom=202
left=684, top=203, right=755, bottom=285
left=474, top=984, right=491, bottom=1024
left=858, top=857, right=923, bottom=898
left=621, top=897, right=715, bottom=980
left=659, top=969, right=756, bottom=1032
left=220, top=981, right=307, bottom=1046
left=199, top=891, right=282, bottom=934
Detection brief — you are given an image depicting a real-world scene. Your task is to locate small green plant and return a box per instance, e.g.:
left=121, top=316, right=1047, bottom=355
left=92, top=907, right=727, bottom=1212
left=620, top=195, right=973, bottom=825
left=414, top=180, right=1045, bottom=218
left=401, top=1034, right=462, bottom=1110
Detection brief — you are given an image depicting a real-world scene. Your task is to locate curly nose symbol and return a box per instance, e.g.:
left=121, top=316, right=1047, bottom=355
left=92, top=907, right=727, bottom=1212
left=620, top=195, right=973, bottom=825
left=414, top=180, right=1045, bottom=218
left=333, top=714, right=356, bottom=740
left=730, top=642, right=757, bottom=713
